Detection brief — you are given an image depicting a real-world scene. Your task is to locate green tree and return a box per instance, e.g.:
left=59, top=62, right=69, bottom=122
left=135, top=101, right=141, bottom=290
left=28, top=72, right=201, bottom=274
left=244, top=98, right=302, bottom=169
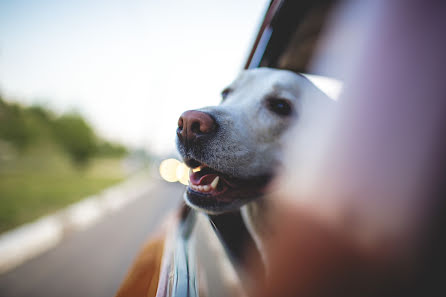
left=96, top=140, right=128, bottom=157
left=52, top=113, right=97, bottom=165
left=0, top=98, right=32, bottom=150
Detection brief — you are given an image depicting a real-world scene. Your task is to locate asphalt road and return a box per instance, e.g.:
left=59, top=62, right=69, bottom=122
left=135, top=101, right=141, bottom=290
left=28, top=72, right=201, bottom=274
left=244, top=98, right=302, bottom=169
left=0, top=180, right=185, bottom=297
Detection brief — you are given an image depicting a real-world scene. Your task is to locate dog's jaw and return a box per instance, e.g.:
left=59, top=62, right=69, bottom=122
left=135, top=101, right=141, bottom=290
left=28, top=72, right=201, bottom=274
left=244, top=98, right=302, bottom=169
left=183, top=164, right=272, bottom=214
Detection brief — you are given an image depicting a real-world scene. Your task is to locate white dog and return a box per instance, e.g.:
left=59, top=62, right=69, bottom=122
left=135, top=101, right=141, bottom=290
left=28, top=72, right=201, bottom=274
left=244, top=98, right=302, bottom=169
left=175, top=68, right=335, bottom=269
left=175, top=68, right=336, bottom=279
left=177, top=67, right=332, bottom=215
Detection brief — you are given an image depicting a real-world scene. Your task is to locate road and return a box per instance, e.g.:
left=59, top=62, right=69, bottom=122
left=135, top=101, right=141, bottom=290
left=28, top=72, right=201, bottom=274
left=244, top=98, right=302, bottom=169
left=0, top=180, right=185, bottom=297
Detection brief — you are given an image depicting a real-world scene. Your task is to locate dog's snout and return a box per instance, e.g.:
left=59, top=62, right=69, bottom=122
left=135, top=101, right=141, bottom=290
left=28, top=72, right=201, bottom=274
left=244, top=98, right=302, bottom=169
left=177, top=110, right=216, bottom=145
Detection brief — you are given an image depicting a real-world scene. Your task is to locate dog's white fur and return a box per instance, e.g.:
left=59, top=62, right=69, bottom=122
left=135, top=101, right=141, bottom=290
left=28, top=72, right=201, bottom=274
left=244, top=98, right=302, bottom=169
left=178, top=68, right=331, bottom=180
left=177, top=67, right=333, bottom=261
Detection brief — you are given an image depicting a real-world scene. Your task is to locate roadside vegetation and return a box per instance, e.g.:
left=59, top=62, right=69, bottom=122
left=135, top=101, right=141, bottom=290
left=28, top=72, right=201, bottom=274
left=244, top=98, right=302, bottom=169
left=0, top=96, right=130, bottom=233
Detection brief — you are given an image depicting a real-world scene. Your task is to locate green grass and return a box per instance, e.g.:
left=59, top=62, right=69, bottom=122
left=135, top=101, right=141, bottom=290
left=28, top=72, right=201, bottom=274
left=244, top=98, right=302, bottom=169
left=0, top=146, right=127, bottom=234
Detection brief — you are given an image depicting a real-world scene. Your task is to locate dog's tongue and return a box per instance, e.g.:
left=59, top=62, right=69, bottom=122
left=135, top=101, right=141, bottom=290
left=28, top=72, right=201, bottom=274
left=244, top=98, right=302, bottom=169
left=190, top=171, right=218, bottom=186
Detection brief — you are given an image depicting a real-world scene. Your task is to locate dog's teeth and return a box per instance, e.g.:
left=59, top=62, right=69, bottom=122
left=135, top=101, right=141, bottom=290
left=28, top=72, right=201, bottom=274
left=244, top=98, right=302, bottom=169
left=210, top=176, right=219, bottom=189
left=190, top=178, right=218, bottom=192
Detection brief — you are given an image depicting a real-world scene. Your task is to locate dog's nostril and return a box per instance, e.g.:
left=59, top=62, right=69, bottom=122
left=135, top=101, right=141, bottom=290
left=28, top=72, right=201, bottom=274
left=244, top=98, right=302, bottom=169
left=178, top=117, right=184, bottom=130
left=190, top=121, right=201, bottom=134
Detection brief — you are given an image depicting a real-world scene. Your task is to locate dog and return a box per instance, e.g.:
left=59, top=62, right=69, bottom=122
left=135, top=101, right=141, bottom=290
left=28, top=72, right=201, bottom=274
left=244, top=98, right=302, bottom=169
left=177, top=67, right=332, bottom=213
left=176, top=67, right=334, bottom=263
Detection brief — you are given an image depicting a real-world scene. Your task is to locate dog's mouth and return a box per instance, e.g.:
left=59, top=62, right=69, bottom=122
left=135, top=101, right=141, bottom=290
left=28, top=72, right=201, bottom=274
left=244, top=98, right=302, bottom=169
left=184, top=159, right=272, bottom=213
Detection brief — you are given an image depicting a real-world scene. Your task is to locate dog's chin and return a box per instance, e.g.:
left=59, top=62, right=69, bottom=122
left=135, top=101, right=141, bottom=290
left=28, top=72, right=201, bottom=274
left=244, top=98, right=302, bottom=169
left=183, top=163, right=271, bottom=214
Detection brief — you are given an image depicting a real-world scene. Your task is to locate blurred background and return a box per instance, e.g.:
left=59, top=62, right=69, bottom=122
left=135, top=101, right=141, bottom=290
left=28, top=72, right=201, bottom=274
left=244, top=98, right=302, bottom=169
left=0, top=0, right=268, bottom=296
left=3, top=0, right=445, bottom=296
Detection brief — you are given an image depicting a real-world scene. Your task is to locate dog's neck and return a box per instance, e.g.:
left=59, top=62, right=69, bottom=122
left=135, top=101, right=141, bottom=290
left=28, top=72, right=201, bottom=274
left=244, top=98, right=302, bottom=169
left=240, top=201, right=269, bottom=264
left=208, top=199, right=271, bottom=272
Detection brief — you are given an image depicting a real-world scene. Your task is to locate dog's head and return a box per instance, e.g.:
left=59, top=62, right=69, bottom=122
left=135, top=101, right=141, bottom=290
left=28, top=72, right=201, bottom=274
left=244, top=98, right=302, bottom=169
left=176, top=67, right=331, bottom=214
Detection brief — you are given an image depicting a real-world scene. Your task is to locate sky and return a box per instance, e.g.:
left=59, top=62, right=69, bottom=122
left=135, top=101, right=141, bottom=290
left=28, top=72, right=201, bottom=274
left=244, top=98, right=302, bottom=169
left=0, top=0, right=268, bottom=156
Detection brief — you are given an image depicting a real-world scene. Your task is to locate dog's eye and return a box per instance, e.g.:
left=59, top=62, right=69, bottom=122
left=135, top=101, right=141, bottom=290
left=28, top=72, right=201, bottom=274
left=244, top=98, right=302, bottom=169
left=221, top=88, right=231, bottom=100
left=267, top=98, right=292, bottom=116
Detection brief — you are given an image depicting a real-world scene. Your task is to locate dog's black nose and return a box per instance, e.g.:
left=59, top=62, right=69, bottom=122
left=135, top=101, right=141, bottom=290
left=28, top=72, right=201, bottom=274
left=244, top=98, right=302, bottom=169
left=177, top=110, right=216, bottom=145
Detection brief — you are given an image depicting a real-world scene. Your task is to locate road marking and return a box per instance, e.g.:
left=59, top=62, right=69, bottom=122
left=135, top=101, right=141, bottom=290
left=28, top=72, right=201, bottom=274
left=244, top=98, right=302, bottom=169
left=0, top=174, right=156, bottom=274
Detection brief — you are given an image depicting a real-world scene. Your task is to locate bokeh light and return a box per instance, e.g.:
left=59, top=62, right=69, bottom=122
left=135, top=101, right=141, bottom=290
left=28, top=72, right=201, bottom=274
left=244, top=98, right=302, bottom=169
left=159, top=158, right=181, bottom=182
left=159, top=158, right=189, bottom=185
left=175, top=163, right=190, bottom=185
